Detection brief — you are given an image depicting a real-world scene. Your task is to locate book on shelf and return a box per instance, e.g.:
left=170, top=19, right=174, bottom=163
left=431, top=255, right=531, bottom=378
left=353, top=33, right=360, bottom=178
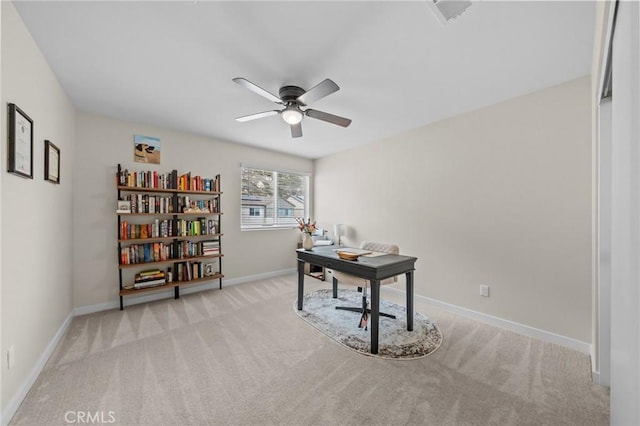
left=134, top=279, right=166, bottom=289
left=201, top=240, right=220, bottom=256
left=133, top=268, right=166, bottom=289
left=123, top=271, right=167, bottom=290
left=138, top=268, right=162, bottom=275
left=135, top=269, right=164, bottom=280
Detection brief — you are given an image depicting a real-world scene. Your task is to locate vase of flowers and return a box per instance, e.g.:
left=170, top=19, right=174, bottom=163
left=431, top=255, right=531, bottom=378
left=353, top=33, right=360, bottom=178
left=296, top=218, right=316, bottom=250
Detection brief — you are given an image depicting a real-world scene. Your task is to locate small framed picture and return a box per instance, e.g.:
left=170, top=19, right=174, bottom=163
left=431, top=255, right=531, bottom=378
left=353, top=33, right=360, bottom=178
left=204, top=263, right=216, bottom=276
left=44, top=140, right=60, bottom=184
left=134, top=134, right=161, bottom=164
left=117, top=200, right=131, bottom=213
left=7, top=103, right=34, bottom=179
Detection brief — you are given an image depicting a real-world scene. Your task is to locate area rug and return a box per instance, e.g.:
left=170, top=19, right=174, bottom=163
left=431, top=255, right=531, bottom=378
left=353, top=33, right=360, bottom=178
left=294, top=289, right=443, bottom=359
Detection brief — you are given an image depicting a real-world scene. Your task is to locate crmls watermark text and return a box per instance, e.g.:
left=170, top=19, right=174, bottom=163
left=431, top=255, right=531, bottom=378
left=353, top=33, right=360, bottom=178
left=64, top=411, right=116, bottom=424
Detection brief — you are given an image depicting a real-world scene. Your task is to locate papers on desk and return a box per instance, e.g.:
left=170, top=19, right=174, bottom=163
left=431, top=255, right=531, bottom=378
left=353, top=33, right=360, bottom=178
left=333, top=248, right=371, bottom=255
left=334, top=248, right=388, bottom=257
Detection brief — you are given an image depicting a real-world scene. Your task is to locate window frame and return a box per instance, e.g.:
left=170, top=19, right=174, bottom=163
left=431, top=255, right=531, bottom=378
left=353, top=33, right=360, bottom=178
left=240, top=166, right=310, bottom=231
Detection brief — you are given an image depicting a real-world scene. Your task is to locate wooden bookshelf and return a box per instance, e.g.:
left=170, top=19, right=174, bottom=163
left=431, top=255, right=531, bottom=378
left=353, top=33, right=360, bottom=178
left=119, top=273, right=224, bottom=296
left=116, top=164, right=224, bottom=310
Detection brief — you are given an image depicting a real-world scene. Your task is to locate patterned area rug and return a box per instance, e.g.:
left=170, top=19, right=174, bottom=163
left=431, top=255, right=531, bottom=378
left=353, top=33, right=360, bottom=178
left=295, top=289, right=443, bottom=359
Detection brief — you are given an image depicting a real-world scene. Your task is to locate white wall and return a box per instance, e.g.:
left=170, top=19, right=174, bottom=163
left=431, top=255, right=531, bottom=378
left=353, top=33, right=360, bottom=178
left=73, top=112, right=313, bottom=309
left=610, top=2, right=640, bottom=424
left=315, top=76, right=592, bottom=343
left=1, top=0, right=75, bottom=415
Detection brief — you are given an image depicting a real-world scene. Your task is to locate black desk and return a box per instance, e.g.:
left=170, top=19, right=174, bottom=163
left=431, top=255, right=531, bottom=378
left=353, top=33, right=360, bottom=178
left=296, top=246, right=417, bottom=354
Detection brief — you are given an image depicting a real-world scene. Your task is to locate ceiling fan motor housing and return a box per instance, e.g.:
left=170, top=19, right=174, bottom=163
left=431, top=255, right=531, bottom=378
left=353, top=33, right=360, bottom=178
left=279, top=85, right=306, bottom=104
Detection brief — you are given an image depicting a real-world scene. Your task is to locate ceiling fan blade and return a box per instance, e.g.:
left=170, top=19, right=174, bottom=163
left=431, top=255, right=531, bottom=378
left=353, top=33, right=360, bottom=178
left=305, top=109, right=352, bottom=127
left=297, top=79, right=339, bottom=106
left=235, top=110, right=280, bottom=122
left=233, top=77, right=282, bottom=104
left=290, top=122, right=303, bottom=138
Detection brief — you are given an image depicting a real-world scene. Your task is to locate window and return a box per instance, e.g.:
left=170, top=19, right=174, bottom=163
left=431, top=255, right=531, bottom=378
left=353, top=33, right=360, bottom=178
left=241, top=166, right=309, bottom=230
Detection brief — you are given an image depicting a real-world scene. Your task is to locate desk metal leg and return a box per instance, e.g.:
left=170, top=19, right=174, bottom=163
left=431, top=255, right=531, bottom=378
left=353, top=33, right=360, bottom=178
left=406, top=271, right=414, bottom=331
left=297, top=260, right=305, bottom=310
left=332, top=277, right=338, bottom=298
left=370, top=279, right=380, bottom=354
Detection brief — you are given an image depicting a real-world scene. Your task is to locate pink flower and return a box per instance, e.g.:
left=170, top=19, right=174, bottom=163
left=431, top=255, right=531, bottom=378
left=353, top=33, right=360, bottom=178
left=296, top=218, right=317, bottom=234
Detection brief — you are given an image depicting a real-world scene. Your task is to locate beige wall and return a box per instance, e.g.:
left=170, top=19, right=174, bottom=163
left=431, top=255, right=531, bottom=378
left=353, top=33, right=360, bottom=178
left=1, top=0, right=76, bottom=412
left=316, top=76, right=592, bottom=342
left=73, top=112, right=313, bottom=309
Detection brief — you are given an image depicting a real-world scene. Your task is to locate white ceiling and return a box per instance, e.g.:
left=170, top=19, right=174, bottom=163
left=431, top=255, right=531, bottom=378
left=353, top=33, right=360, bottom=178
left=13, top=1, right=595, bottom=159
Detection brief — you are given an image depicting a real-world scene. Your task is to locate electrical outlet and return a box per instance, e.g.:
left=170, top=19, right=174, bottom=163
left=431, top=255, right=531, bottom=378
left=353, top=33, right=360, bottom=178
left=480, top=285, right=490, bottom=297
left=7, top=345, right=15, bottom=370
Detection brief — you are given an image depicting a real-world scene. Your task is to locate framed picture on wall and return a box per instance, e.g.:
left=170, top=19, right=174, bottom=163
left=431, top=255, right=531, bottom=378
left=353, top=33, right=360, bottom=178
left=44, top=140, right=60, bottom=184
left=134, top=134, right=161, bottom=164
left=7, top=103, right=34, bottom=179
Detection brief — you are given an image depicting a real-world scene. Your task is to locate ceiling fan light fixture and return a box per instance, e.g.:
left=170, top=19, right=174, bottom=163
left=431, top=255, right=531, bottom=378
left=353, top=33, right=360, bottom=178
left=281, top=106, right=303, bottom=125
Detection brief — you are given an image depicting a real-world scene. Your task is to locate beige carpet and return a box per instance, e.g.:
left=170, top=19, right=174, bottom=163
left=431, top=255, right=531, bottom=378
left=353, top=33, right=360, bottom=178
left=10, top=274, right=608, bottom=425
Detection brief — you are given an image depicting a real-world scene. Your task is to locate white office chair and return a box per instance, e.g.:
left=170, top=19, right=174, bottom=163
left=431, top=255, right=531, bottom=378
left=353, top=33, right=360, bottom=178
left=333, top=241, right=399, bottom=329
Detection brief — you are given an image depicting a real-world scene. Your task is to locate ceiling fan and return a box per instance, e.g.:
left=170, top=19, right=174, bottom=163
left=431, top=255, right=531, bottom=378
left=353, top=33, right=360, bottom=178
left=233, top=77, right=352, bottom=138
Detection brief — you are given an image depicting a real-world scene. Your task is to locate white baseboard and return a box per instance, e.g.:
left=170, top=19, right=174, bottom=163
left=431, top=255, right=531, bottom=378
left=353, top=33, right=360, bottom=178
left=74, top=268, right=297, bottom=316
left=382, top=287, right=593, bottom=355
left=2, top=312, right=73, bottom=426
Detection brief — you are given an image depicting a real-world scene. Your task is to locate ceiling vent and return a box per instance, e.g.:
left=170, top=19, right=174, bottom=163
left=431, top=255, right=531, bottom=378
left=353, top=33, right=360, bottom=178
left=427, top=0, right=473, bottom=24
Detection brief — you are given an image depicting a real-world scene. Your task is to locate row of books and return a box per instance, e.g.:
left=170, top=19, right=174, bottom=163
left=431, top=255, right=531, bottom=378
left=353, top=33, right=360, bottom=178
left=117, top=170, right=173, bottom=189
left=120, top=242, right=173, bottom=265
left=120, top=194, right=174, bottom=214
left=118, top=193, right=219, bottom=214
left=119, top=218, right=219, bottom=240
left=174, top=261, right=215, bottom=282
left=177, top=240, right=220, bottom=258
left=178, top=173, right=220, bottom=192
left=120, top=219, right=173, bottom=240
left=120, top=240, right=221, bottom=265
left=177, top=218, right=217, bottom=237
left=117, top=167, right=220, bottom=192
